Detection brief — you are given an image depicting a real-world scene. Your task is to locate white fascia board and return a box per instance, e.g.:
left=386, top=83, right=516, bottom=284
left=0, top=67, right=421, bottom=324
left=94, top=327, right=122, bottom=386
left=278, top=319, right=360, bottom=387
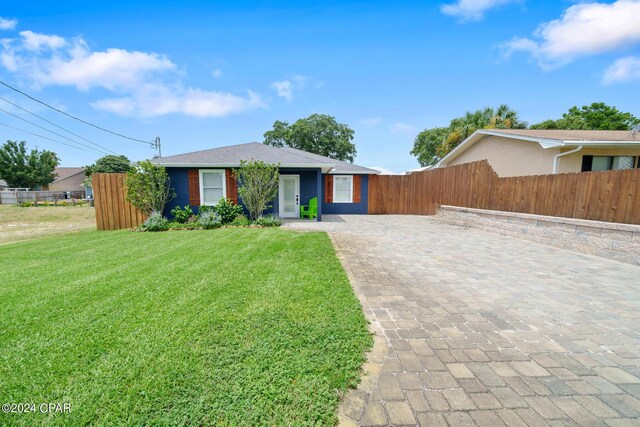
left=153, top=162, right=333, bottom=169
left=561, top=141, right=640, bottom=147
left=327, top=170, right=381, bottom=175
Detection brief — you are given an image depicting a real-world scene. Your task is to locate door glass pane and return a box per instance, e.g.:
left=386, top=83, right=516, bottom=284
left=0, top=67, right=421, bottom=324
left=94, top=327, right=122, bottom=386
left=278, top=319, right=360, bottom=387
left=591, top=156, right=611, bottom=171
left=283, top=177, right=296, bottom=212
left=612, top=156, right=635, bottom=170
left=203, top=172, right=223, bottom=187
left=204, top=188, right=223, bottom=204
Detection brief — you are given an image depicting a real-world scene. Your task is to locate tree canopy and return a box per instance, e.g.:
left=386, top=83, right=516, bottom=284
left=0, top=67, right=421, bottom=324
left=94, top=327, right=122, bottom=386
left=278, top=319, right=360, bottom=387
left=530, top=102, right=640, bottom=130
left=0, top=140, right=59, bottom=188
left=85, top=155, right=132, bottom=176
left=263, top=114, right=357, bottom=162
left=410, top=104, right=526, bottom=166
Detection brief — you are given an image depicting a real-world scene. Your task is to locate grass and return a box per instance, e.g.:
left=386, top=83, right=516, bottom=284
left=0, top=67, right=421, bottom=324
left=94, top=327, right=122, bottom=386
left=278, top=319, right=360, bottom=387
left=0, top=205, right=96, bottom=244
left=0, top=228, right=371, bottom=426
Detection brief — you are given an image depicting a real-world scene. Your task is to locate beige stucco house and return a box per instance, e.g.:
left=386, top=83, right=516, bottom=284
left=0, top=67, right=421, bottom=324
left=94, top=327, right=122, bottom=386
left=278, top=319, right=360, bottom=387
left=436, top=129, right=640, bottom=177
left=44, top=167, right=88, bottom=193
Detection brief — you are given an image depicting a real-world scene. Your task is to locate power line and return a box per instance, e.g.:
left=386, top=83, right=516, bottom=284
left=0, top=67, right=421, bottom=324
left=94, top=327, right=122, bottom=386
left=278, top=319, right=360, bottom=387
left=0, top=95, right=120, bottom=155
left=0, top=121, right=104, bottom=154
left=0, top=107, right=110, bottom=155
left=0, top=79, right=153, bottom=145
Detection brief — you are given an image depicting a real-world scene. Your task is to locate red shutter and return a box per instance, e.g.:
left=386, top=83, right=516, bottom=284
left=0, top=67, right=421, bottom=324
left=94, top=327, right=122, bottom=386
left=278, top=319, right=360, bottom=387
left=225, top=169, right=238, bottom=204
left=188, top=169, right=200, bottom=206
left=353, top=175, right=361, bottom=203
left=324, top=175, right=333, bottom=203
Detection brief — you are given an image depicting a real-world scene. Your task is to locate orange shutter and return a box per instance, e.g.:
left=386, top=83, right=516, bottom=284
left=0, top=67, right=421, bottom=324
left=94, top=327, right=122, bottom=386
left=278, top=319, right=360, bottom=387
left=225, top=169, right=238, bottom=204
left=353, top=175, right=361, bottom=203
left=324, top=175, right=333, bottom=203
left=188, top=169, right=200, bottom=206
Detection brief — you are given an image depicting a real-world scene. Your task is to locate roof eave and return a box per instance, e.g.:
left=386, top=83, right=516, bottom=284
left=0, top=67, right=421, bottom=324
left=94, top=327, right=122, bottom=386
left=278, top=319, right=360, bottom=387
left=153, top=162, right=334, bottom=169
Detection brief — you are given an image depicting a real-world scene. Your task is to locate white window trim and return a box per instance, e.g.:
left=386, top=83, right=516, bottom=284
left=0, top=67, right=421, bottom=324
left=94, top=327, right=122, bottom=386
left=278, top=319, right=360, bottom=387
left=199, top=169, right=227, bottom=206
left=332, top=175, right=353, bottom=204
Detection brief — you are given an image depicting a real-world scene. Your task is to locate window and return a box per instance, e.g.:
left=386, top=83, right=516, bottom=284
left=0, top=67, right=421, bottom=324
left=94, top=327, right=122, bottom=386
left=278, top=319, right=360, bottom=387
left=333, top=175, right=353, bottom=203
left=199, top=170, right=226, bottom=205
left=581, top=156, right=638, bottom=172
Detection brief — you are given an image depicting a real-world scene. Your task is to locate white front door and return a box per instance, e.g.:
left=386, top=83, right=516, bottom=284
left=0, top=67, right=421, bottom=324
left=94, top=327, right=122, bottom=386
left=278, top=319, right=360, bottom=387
left=279, top=175, right=300, bottom=218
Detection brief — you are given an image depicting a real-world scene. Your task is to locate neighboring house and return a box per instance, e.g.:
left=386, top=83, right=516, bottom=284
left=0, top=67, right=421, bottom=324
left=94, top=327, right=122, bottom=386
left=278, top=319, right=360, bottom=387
left=45, top=167, right=88, bottom=193
left=367, top=166, right=399, bottom=175
left=436, top=129, right=640, bottom=177
left=151, top=142, right=380, bottom=221
left=405, top=165, right=434, bottom=175
left=0, top=179, right=7, bottom=190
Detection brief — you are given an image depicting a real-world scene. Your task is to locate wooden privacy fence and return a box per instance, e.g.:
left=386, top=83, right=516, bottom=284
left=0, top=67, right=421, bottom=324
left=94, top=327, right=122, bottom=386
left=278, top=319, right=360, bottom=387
left=368, top=160, right=640, bottom=225
left=92, top=173, right=146, bottom=230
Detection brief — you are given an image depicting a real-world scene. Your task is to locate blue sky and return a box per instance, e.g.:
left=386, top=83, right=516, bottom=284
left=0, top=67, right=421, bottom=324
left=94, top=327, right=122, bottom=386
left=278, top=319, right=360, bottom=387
left=0, top=0, right=638, bottom=172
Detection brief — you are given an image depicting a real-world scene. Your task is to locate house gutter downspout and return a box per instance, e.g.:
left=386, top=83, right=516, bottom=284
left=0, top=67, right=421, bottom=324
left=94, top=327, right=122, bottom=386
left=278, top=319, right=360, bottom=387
left=553, top=145, right=583, bottom=174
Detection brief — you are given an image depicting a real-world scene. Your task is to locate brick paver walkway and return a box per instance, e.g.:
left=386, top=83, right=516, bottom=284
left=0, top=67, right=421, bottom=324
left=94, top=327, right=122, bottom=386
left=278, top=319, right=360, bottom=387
left=284, top=215, right=640, bottom=426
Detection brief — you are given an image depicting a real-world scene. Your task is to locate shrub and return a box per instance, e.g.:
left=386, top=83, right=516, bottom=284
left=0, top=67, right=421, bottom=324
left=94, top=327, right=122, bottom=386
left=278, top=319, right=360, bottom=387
left=230, top=214, right=250, bottom=227
left=141, top=211, right=169, bottom=232
left=19, top=201, right=33, bottom=207
left=214, top=198, right=243, bottom=224
left=125, top=160, right=175, bottom=215
left=171, top=205, right=193, bottom=223
left=233, top=160, right=280, bottom=220
left=197, top=205, right=212, bottom=216
left=198, top=210, right=222, bottom=229
left=253, top=215, right=282, bottom=227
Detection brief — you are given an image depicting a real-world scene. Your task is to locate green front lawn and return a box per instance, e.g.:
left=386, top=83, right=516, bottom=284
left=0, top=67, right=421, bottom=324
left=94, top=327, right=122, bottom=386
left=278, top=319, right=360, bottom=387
left=0, top=229, right=371, bottom=426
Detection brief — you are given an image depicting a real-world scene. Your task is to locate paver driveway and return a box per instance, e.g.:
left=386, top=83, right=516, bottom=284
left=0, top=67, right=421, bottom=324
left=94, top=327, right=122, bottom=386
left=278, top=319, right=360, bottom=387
left=284, top=215, right=640, bottom=426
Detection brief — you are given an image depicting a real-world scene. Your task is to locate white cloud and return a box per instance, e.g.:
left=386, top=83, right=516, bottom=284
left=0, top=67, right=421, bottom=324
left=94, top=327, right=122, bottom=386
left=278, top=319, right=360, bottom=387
left=392, top=123, right=416, bottom=133
left=441, top=0, right=519, bottom=22
left=0, top=17, right=17, bottom=30
left=0, top=30, right=264, bottom=118
left=603, top=56, right=640, bottom=84
left=270, top=74, right=309, bottom=103
left=270, top=80, right=294, bottom=103
left=502, top=0, right=640, bottom=69
left=92, top=84, right=264, bottom=117
left=212, top=68, right=223, bottom=78
left=19, top=30, right=66, bottom=50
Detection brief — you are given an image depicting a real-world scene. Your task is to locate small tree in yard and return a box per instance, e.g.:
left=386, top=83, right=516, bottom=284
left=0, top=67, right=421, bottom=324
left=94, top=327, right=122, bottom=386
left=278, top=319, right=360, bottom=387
left=234, top=160, right=279, bottom=220
left=125, top=160, right=175, bottom=215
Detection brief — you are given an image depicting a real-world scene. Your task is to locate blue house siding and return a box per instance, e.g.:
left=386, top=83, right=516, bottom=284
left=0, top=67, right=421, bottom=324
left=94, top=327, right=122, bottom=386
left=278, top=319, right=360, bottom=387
left=165, top=166, right=326, bottom=219
left=271, top=168, right=320, bottom=215
left=164, top=167, right=191, bottom=217
left=321, top=174, right=369, bottom=215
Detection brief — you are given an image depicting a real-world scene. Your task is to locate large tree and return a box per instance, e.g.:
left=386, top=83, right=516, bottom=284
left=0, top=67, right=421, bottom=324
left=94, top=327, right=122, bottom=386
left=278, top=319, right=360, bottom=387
left=85, top=155, right=132, bottom=176
left=411, top=105, right=526, bottom=166
left=530, top=102, right=640, bottom=130
left=263, top=113, right=357, bottom=162
left=0, top=140, right=59, bottom=188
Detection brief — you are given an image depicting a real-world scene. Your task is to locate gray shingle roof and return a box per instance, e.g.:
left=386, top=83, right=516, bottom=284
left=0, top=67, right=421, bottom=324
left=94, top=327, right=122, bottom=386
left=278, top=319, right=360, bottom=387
left=152, top=142, right=379, bottom=174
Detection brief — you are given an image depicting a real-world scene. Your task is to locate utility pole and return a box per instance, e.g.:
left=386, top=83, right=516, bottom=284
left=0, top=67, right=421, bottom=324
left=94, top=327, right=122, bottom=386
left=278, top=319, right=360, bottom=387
left=153, top=137, right=162, bottom=157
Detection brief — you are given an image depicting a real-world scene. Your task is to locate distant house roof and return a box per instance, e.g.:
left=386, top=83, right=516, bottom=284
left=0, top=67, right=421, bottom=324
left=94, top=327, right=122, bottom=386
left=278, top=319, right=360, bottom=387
left=437, top=129, right=640, bottom=167
left=152, top=142, right=379, bottom=174
left=0, top=179, right=7, bottom=188
left=367, top=166, right=399, bottom=175
left=53, top=167, right=86, bottom=182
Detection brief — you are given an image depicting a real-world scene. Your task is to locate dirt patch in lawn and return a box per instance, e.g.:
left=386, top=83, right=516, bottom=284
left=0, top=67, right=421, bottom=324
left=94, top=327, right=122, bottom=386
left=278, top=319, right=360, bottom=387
left=0, top=205, right=95, bottom=244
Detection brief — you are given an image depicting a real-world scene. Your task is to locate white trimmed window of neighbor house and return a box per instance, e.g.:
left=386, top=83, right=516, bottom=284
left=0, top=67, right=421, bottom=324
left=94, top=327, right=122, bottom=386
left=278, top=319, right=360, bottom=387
left=582, top=156, right=639, bottom=172
left=333, top=175, right=353, bottom=203
left=199, top=169, right=226, bottom=205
